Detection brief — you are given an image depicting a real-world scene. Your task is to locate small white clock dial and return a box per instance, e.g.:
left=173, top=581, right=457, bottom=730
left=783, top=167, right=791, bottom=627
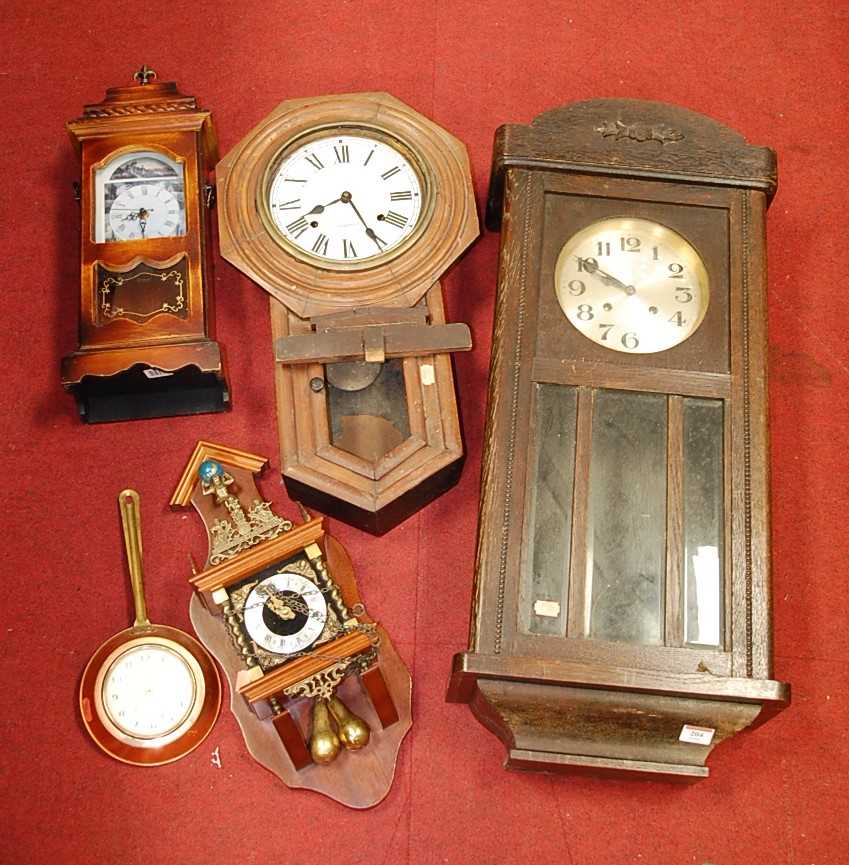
left=243, top=571, right=328, bottom=655
left=101, top=643, right=198, bottom=740
left=554, top=217, right=710, bottom=354
left=265, top=131, right=424, bottom=265
left=95, top=150, right=186, bottom=243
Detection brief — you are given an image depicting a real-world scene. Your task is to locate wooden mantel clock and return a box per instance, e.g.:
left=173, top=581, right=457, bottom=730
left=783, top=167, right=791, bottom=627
left=215, top=92, right=478, bottom=534
left=171, top=441, right=411, bottom=808
left=447, top=99, right=790, bottom=779
left=61, top=67, right=228, bottom=423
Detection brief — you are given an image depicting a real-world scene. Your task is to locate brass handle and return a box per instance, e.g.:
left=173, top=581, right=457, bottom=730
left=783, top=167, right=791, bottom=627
left=118, top=489, right=150, bottom=629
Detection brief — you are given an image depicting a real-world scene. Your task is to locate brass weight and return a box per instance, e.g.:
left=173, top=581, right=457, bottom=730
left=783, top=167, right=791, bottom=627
left=309, top=699, right=341, bottom=764
left=328, top=695, right=371, bottom=751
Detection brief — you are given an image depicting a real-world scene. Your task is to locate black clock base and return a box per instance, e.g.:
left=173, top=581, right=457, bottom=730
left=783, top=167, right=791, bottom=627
left=71, top=364, right=229, bottom=424
left=282, top=453, right=464, bottom=536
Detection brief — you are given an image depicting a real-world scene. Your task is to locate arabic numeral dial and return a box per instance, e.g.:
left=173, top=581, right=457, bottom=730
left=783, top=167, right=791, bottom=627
left=554, top=217, right=711, bottom=354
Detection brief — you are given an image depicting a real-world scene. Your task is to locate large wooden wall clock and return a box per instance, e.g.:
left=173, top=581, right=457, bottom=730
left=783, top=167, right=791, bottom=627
left=447, top=99, right=790, bottom=779
left=216, top=92, right=478, bottom=534
left=61, top=68, right=228, bottom=423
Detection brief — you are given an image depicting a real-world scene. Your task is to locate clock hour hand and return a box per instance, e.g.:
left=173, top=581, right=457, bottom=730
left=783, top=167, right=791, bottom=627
left=304, top=196, right=342, bottom=216
left=576, top=256, right=636, bottom=296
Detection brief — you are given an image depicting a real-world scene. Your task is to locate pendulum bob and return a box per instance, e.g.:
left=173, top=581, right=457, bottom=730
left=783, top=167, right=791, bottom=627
left=328, top=695, right=371, bottom=751
left=309, top=699, right=341, bottom=765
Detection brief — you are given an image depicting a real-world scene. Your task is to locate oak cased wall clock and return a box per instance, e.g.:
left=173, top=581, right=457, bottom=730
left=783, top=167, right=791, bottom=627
left=61, top=68, right=228, bottom=423
left=216, top=92, right=478, bottom=534
left=171, top=441, right=411, bottom=808
left=447, top=99, right=789, bottom=779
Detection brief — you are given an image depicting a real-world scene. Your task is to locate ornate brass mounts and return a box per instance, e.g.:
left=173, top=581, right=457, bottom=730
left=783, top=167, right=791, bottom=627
left=171, top=441, right=405, bottom=788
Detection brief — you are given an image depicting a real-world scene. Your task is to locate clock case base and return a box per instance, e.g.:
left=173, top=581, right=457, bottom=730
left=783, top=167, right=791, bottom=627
left=62, top=343, right=228, bottom=423
left=448, top=653, right=787, bottom=779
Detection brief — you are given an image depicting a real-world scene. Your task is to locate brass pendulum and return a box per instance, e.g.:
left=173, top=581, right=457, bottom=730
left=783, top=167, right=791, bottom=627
left=309, top=699, right=341, bottom=764
left=328, top=695, right=371, bottom=751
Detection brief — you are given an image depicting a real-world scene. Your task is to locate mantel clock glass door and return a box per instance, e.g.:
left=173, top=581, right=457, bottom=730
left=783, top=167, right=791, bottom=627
left=448, top=98, right=789, bottom=780
left=94, top=149, right=187, bottom=243
left=61, top=68, right=228, bottom=423
left=216, top=92, right=479, bottom=534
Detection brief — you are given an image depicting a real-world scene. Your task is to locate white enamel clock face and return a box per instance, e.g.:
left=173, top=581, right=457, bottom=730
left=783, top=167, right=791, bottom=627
left=95, top=149, right=187, bottom=243
left=97, top=639, right=204, bottom=746
left=265, top=131, right=424, bottom=266
left=555, top=217, right=710, bottom=354
left=244, top=571, right=328, bottom=655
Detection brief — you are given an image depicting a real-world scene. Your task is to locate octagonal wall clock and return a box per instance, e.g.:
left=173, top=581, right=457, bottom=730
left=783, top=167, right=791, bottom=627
left=61, top=68, right=228, bottom=423
left=447, top=99, right=790, bottom=779
left=216, top=92, right=479, bottom=534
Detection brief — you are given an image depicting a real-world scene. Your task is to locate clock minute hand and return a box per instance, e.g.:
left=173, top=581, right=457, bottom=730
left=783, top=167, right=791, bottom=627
left=343, top=192, right=386, bottom=250
left=576, top=256, right=636, bottom=296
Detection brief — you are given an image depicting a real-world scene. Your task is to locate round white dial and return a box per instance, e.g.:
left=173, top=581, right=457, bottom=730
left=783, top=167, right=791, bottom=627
left=265, top=131, right=424, bottom=266
left=555, top=217, right=710, bottom=354
left=95, top=150, right=187, bottom=243
left=101, top=643, right=197, bottom=740
left=244, top=571, right=328, bottom=655
left=108, top=183, right=182, bottom=241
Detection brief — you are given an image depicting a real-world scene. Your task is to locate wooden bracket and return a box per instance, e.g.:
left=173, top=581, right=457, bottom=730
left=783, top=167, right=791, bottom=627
left=275, top=306, right=472, bottom=365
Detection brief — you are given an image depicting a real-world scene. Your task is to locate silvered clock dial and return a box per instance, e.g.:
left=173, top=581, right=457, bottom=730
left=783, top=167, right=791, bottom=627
left=555, top=217, right=710, bottom=354
left=263, top=130, right=425, bottom=266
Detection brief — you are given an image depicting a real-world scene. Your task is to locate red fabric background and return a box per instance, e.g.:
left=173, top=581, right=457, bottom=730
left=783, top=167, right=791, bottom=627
left=2, top=2, right=848, bottom=863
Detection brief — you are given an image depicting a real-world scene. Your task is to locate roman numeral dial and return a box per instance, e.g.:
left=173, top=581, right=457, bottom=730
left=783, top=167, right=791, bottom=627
left=266, top=131, right=424, bottom=265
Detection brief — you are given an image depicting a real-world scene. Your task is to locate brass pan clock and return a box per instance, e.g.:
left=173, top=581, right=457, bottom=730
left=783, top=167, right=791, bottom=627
left=217, top=92, right=479, bottom=534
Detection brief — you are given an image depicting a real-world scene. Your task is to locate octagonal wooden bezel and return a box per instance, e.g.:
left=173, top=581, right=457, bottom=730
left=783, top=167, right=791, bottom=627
left=216, top=92, right=478, bottom=318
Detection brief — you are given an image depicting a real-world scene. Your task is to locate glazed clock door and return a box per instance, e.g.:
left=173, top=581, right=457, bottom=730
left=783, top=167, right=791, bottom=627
left=508, top=171, right=735, bottom=675
left=80, top=137, right=203, bottom=348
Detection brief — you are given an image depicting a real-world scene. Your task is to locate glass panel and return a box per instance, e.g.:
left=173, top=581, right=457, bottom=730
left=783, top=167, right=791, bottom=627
left=683, top=398, right=724, bottom=647
left=521, top=384, right=577, bottom=636
left=94, top=149, right=186, bottom=243
left=326, top=359, right=410, bottom=463
left=587, top=390, right=667, bottom=645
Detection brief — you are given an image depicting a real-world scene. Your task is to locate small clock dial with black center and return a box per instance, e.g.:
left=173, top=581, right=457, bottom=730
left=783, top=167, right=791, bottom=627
left=243, top=571, right=328, bottom=655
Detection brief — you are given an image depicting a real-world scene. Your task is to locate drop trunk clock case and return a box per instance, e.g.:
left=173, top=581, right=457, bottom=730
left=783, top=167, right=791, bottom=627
left=61, top=68, right=228, bottom=423
left=447, top=99, right=790, bottom=779
left=216, top=92, right=478, bottom=534
left=171, top=441, right=411, bottom=809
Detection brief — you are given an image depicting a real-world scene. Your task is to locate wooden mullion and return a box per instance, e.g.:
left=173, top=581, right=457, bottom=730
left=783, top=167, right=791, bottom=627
left=665, top=396, right=685, bottom=647
left=566, top=386, right=594, bottom=638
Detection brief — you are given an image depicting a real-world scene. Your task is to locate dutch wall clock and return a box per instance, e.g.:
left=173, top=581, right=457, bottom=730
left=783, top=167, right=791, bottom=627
left=171, top=441, right=412, bottom=808
left=61, top=67, right=228, bottom=423
left=215, top=92, right=479, bottom=534
left=447, top=99, right=790, bottom=779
